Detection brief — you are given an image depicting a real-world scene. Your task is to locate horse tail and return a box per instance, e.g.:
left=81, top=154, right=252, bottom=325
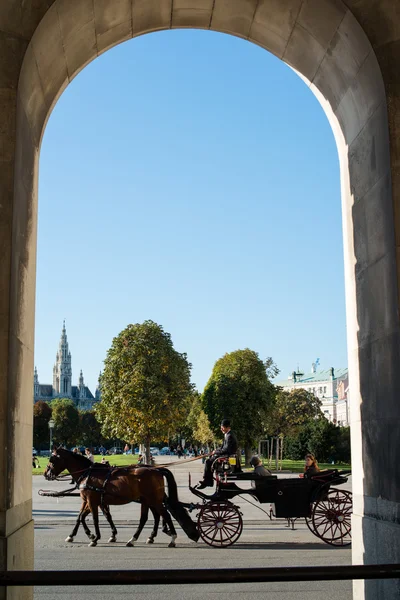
left=157, top=468, right=199, bottom=542
left=156, top=467, right=179, bottom=508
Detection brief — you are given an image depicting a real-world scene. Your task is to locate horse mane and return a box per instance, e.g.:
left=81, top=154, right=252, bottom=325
left=57, top=447, right=92, bottom=466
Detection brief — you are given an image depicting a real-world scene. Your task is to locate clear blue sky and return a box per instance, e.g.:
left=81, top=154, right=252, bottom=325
left=36, top=29, right=346, bottom=394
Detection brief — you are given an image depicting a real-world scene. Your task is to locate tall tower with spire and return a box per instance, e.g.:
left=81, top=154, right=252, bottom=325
left=95, top=371, right=102, bottom=402
left=52, top=320, right=72, bottom=397
left=78, top=370, right=86, bottom=400
left=33, top=366, right=39, bottom=398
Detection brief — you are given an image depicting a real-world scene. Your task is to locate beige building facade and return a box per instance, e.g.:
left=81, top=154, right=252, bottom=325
left=277, top=366, right=350, bottom=425
left=1, top=1, right=400, bottom=599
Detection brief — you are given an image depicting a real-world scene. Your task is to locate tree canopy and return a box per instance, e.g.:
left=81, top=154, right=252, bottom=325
left=96, top=321, right=192, bottom=457
left=265, top=388, right=323, bottom=438
left=185, top=391, right=215, bottom=447
left=51, top=398, right=80, bottom=447
left=284, top=418, right=351, bottom=463
left=33, top=400, right=52, bottom=449
left=77, top=411, right=105, bottom=448
left=202, top=349, right=277, bottom=459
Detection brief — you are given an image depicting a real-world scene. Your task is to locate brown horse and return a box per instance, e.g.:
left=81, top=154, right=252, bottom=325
left=44, top=448, right=178, bottom=547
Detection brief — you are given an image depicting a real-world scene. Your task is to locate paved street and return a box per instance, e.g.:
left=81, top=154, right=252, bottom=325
left=33, top=457, right=352, bottom=600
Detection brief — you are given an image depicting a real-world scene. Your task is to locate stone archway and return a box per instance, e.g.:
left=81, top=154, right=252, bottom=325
left=1, top=2, right=399, bottom=599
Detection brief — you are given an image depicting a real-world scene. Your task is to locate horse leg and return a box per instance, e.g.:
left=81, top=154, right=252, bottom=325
left=66, top=501, right=90, bottom=542
left=81, top=508, right=96, bottom=540
left=161, top=507, right=177, bottom=548
left=88, top=501, right=101, bottom=547
left=147, top=508, right=160, bottom=544
left=126, top=504, right=149, bottom=547
left=101, top=505, right=118, bottom=543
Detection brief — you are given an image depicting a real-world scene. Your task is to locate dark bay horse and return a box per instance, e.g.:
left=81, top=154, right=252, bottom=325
left=44, top=448, right=178, bottom=547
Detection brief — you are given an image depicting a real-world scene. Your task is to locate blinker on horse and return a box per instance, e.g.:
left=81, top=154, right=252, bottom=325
left=44, top=448, right=182, bottom=547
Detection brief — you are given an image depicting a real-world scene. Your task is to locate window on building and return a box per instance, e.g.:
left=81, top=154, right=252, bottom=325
left=324, top=386, right=327, bottom=393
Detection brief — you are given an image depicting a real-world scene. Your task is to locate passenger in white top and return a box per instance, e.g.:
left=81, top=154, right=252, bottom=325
left=85, top=448, right=94, bottom=462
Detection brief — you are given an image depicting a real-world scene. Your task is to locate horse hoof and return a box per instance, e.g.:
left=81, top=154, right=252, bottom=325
left=126, top=541, right=134, bottom=547
left=89, top=541, right=97, bottom=547
left=108, top=537, right=116, bottom=543
left=89, top=534, right=96, bottom=541
left=146, top=538, right=154, bottom=544
left=65, top=536, right=73, bottom=543
left=168, top=542, right=176, bottom=548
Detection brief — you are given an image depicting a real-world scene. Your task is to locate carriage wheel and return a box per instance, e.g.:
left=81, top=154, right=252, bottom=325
left=197, top=501, right=243, bottom=547
left=311, top=488, right=352, bottom=546
left=305, top=515, right=317, bottom=535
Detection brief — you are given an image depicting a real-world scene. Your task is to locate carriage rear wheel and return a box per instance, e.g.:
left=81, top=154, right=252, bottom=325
left=311, top=488, right=352, bottom=546
left=197, top=501, right=243, bottom=547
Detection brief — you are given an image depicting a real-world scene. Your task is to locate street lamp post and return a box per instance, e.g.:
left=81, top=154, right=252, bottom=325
left=48, top=419, right=55, bottom=454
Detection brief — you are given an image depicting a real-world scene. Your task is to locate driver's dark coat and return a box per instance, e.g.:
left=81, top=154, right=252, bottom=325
left=214, top=430, right=238, bottom=456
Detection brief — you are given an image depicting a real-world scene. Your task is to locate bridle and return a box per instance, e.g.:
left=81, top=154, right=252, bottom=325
left=45, top=455, right=90, bottom=482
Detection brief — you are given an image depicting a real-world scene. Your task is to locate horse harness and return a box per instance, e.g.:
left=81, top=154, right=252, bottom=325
left=78, top=464, right=134, bottom=507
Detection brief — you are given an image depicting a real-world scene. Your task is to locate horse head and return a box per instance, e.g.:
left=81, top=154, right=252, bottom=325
left=44, top=446, right=66, bottom=480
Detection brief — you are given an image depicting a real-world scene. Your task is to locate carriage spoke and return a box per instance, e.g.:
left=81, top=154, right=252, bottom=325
left=312, top=489, right=352, bottom=546
left=198, top=502, right=243, bottom=547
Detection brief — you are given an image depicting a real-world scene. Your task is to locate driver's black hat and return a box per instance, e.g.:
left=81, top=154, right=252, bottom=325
left=221, top=418, right=231, bottom=427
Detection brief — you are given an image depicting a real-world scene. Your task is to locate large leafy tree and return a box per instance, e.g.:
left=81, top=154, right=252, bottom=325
left=96, top=320, right=193, bottom=462
left=202, top=349, right=278, bottom=464
left=33, top=401, right=52, bottom=450
left=284, top=418, right=351, bottom=463
left=185, top=391, right=215, bottom=448
left=51, top=398, right=80, bottom=447
left=77, top=411, right=106, bottom=448
left=266, top=388, right=323, bottom=438
left=264, top=388, right=323, bottom=467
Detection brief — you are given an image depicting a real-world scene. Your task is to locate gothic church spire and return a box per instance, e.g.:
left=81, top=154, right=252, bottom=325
left=52, top=321, right=72, bottom=397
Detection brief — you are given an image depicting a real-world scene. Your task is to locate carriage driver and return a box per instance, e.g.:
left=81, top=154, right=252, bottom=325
left=197, top=419, right=238, bottom=489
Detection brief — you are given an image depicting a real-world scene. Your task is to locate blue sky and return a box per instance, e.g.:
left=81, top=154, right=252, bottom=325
left=36, top=29, right=346, bottom=394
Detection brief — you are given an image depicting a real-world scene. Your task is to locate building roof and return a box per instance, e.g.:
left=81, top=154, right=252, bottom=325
left=71, top=385, right=94, bottom=400
left=38, top=384, right=53, bottom=397
left=275, top=368, right=348, bottom=387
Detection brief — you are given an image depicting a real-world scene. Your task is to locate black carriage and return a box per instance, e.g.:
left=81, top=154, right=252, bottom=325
left=188, top=456, right=352, bottom=548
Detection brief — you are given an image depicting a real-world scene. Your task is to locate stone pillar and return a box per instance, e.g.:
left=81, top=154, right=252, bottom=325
left=352, top=40, right=400, bottom=600
left=0, top=29, right=35, bottom=600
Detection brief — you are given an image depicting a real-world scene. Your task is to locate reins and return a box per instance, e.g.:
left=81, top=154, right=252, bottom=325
left=155, top=454, right=210, bottom=468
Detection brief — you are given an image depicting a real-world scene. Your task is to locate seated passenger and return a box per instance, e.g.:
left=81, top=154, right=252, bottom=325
left=303, top=453, right=320, bottom=478
left=250, top=455, right=271, bottom=476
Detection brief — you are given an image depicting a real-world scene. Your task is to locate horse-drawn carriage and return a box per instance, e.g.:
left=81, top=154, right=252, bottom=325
left=185, top=455, right=352, bottom=548
left=41, top=449, right=352, bottom=549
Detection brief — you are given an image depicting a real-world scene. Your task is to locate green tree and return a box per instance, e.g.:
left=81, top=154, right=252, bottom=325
left=185, top=391, right=214, bottom=447
left=33, top=401, right=52, bottom=450
left=96, top=320, right=193, bottom=463
left=51, top=398, right=80, bottom=447
left=284, top=418, right=351, bottom=463
left=202, top=349, right=277, bottom=464
left=265, top=388, right=323, bottom=465
left=77, top=411, right=106, bottom=448
left=266, top=388, right=323, bottom=438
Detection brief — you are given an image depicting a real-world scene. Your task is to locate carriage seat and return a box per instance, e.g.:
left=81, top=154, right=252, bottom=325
left=212, top=455, right=242, bottom=475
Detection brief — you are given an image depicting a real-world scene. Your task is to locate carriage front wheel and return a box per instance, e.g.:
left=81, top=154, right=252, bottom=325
left=311, top=488, right=352, bottom=546
left=197, top=501, right=243, bottom=547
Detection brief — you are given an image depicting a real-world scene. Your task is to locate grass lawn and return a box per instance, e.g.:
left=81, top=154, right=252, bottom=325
left=32, top=454, right=139, bottom=475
